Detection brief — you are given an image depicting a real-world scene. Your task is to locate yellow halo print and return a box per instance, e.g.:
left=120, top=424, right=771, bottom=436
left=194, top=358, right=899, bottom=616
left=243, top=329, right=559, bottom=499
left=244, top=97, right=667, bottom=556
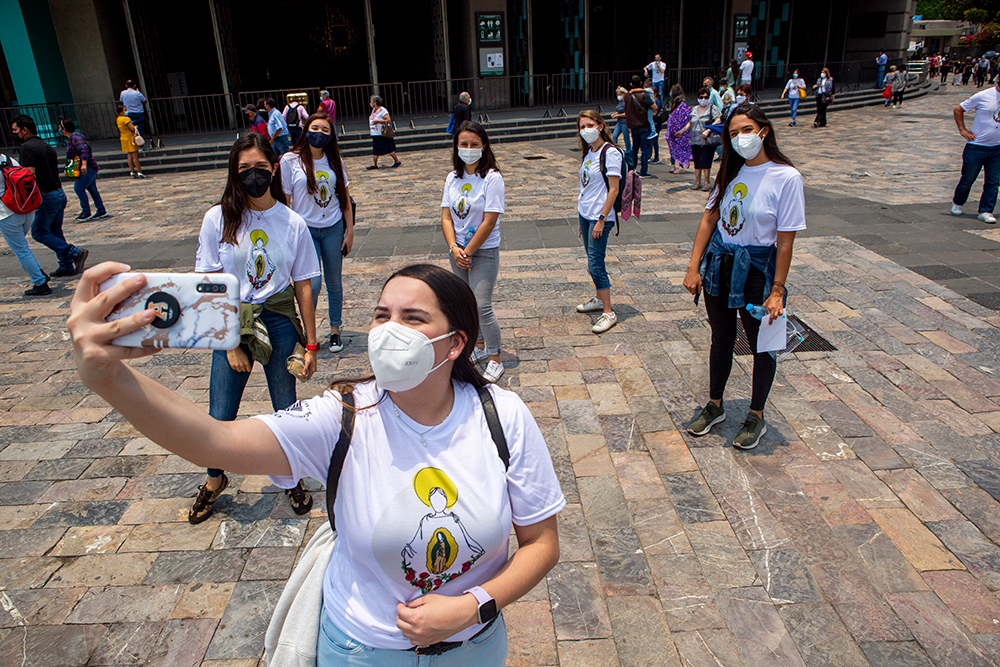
left=461, top=183, right=472, bottom=196
left=413, top=467, right=458, bottom=508
left=250, top=229, right=269, bottom=247
left=732, top=183, right=748, bottom=200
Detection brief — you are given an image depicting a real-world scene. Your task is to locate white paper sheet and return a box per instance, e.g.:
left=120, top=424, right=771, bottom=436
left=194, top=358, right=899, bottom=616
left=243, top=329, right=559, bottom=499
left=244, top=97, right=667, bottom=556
left=757, top=313, right=788, bottom=353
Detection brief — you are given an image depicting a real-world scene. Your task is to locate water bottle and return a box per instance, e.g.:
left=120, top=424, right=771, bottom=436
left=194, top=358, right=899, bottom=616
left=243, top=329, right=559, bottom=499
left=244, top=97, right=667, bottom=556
left=746, top=304, right=767, bottom=320
left=464, top=226, right=476, bottom=246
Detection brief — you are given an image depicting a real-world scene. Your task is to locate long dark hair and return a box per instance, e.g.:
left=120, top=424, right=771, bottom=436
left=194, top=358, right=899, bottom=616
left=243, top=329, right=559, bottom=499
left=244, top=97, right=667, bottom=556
left=576, top=110, right=614, bottom=157
left=710, top=104, right=794, bottom=215
left=219, top=134, right=287, bottom=245
left=451, top=121, right=500, bottom=179
left=289, top=112, right=348, bottom=213
left=669, top=84, right=686, bottom=112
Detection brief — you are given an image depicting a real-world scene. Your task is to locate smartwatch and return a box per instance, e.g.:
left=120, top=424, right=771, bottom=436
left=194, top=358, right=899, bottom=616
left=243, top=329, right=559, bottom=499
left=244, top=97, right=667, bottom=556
left=597, top=214, right=607, bottom=222
left=464, top=586, right=498, bottom=624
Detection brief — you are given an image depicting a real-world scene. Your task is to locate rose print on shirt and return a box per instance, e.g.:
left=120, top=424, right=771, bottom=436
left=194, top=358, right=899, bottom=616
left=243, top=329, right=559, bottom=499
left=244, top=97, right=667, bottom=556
left=721, top=182, right=751, bottom=237
left=452, top=183, right=473, bottom=220
left=246, top=229, right=277, bottom=289
left=400, top=467, right=484, bottom=593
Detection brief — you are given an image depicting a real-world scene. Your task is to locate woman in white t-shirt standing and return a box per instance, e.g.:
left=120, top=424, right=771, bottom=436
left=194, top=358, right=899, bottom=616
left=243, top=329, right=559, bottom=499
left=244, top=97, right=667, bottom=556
left=188, top=133, right=321, bottom=523
left=368, top=95, right=401, bottom=170
left=779, top=68, right=806, bottom=126
left=575, top=109, right=621, bottom=334
left=682, top=104, right=806, bottom=451
left=441, top=121, right=506, bottom=383
left=68, top=261, right=564, bottom=665
left=281, top=111, right=354, bottom=353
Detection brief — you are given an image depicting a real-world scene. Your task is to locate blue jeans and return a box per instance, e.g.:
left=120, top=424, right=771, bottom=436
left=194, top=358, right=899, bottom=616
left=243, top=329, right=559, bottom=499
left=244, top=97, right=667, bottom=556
left=289, top=126, right=302, bottom=147
left=310, top=222, right=345, bottom=328
left=73, top=169, right=106, bottom=217
left=579, top=214, right=614, bottom=290
left=646, top=108, right=656, bottom=136
left=206, top=308, right=299, bottom=478
left=129, top=111, right=145, bottom=141
left=954, top=143, right=1000, bottom=214
left=629, top=128, right=651, bottom=175
left=653, top=80, right=664, bottom=99
left=0, top=212, right=46, bottom=285
left=788, top=96, right=800, bottom=122
left=273, top=133, right=290, bottom=156
left=318, top=608, right=507, bottom=666
left=32, top=189, right=79, bottom=271
left=877, top=66, right=886, bottom=89
left=612, top=121, right=632, bottom=160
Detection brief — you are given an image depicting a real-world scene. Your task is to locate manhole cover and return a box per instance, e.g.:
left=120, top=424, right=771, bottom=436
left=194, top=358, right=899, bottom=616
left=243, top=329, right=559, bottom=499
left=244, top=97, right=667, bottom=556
left=734, top=314, right=837, bottom=357
left=523, top=155, right=547, bottom=160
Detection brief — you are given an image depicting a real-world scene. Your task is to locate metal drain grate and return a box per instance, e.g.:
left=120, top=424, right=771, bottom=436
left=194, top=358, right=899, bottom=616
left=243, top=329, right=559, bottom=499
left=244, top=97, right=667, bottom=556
left=734, top=314, right=837, bottom=356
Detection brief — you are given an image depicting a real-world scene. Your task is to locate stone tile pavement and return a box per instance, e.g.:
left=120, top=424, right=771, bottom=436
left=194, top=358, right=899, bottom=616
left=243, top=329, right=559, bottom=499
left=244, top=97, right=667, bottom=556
left=3, top=89, right=1000, bottom=665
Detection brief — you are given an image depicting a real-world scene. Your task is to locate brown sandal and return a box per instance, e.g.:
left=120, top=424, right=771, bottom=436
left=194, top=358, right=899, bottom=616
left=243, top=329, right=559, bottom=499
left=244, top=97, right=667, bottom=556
left=189, top=473, right=229, bottom=524
left=285, top=480, right=313, bottom=515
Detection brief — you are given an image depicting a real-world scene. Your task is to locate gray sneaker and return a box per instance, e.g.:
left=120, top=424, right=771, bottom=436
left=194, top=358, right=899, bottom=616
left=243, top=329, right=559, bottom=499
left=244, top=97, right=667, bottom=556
left=733, top=413, right=767, bottom=450
left=687, top=401, right=726, bottom=436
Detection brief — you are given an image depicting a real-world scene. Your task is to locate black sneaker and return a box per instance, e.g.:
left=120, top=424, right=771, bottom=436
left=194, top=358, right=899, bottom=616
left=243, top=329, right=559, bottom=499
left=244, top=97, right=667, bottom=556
left=329, top=333, right=344, bottom=352
left=733, top=413, right=767, bottom=450
left=73, top=248, right=89, bottom=275
left=50, top=267, right=76, bottom=278
left=24, top=282, right=52, bottom=296
left=91, top=212, right=111, bottom=220
left=75, top=212, right=93, bottom=222
left=687, top=401, right=726, bottom=436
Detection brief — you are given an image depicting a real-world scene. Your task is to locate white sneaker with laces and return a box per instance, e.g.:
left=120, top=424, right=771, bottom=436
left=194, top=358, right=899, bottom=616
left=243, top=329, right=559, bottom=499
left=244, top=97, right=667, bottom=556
left=951, top=204, right=963, bottom=216
left=576, top=297, right=603, bottom=313
left=979, top=212, right=997, bottom=224
left=471, top=346, right=490, bottom=364
left=483, top=360, right=505, bottom=383
left=592, top=312, right=618, bottom=334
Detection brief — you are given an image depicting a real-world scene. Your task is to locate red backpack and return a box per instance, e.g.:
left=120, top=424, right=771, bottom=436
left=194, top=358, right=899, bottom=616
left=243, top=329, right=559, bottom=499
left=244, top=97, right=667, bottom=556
left=0, top=156, right=42, bottom=215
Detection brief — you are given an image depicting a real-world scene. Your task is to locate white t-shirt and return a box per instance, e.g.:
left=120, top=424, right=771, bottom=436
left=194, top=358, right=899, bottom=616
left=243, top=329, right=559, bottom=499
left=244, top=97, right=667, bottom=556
left=441, top=169, right=505, bottom=249
left=0, top=155, right=19, bottom=219
left=195, top=203, right=319, bottom=304
left=647, top=61, right=666, bottom=82
left=740, top=59, right=755, bottom=82
left=255, top=379, right=566, bottom=649
left=280, top=152, right=350, bottom=228
left=578, top=143, right=623, bottom=222
left=370, top=107, right=389, bottom=136
left=784, top=78, right=806, bottom=95
left=706, top=161, right=806, bottom=247
left=960, top=87, right=1000, bottom=147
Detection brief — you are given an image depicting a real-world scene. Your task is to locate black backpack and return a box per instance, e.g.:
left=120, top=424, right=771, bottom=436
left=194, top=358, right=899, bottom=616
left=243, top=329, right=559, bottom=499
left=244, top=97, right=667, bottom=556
left=285, top=103, right=299, bottom=127
left=599, top=143, right=630, bottom=235
left=325, top=386, right=510, bottom=530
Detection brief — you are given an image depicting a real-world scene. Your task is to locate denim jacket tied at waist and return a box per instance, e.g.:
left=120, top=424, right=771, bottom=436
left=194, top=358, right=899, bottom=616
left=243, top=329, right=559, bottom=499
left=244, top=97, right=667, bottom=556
left=699, top=228, right=776, bottom=309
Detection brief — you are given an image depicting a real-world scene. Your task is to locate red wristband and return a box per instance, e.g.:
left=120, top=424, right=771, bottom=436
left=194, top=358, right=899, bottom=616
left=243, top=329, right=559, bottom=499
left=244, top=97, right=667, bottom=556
left=305, top=343, right=318, bottom=351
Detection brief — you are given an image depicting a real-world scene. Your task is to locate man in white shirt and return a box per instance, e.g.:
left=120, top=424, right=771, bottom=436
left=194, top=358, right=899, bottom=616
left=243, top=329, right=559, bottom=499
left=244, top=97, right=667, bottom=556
left=740, top=53, right=755, bottom=85
left=645, top=54, right=667, bottom=99
left=951, top=80, right=1000, bottom=223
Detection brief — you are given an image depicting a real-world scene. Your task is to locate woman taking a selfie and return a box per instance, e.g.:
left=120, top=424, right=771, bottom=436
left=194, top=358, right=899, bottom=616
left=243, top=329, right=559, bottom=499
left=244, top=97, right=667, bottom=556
left=189, top=133, right=321, bottom=522
left=68, top=261, right=564, bottom=665
left=281, top=111, right=354, bottom=353
left=682, top=104, right=805, bottom=451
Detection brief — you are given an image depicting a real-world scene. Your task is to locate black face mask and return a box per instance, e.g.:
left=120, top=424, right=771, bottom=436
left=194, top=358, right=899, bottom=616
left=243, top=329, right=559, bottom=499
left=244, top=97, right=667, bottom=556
left=239, top=167, right=273, bottom=198
left=306, top=131, right=332, bottom=149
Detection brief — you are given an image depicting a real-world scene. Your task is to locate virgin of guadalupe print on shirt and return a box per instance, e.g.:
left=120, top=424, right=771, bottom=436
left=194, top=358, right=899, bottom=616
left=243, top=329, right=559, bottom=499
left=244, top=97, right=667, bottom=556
left=451, top=183, right=474, bottom=220
left=314, top=170, right=335, bottom=209
left=244, top=229, right=278, bottom=290
left=720, top=182, right=753, bottom=238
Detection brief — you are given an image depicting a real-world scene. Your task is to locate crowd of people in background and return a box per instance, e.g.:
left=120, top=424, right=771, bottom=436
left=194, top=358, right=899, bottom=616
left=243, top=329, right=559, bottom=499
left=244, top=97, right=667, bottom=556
left=929, top=53, right=1000, bottom=87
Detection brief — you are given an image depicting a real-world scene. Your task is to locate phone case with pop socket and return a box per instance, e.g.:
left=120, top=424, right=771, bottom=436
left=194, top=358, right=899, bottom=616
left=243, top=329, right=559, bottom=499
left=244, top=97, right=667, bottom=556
left=100, top=272, right=240, bottom=350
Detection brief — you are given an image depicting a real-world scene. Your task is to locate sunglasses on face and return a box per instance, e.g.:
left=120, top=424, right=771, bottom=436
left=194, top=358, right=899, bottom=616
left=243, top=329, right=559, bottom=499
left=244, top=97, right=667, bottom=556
left=698, top=96, right=709, bottom=100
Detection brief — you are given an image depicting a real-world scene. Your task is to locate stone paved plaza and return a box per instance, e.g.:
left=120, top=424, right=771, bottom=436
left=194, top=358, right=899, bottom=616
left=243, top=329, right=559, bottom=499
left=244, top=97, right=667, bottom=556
left=5, top=88, right=1000, bottom=666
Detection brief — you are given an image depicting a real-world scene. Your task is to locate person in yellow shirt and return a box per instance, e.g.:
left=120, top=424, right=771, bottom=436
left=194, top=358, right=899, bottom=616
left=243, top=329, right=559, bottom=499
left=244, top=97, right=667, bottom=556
left=115, top=103, right=144, bottom=178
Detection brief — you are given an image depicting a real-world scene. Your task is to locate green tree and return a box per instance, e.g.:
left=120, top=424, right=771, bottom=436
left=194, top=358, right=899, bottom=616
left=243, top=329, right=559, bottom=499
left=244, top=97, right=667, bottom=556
left=966, top=7, right=990, bottom=22
left=916, top=0, right=943, bottom=19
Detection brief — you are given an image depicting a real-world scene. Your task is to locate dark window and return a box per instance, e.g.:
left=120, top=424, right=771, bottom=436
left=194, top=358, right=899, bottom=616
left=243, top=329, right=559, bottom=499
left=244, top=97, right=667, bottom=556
left=848, top=11, right=888, bottom=39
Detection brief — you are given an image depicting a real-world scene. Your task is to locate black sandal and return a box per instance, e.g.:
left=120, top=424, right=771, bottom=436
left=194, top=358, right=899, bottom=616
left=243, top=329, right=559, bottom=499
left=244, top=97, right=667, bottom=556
left=189, top=473, right=228, bottom=524
left=286, top=480, right=313, bottom=515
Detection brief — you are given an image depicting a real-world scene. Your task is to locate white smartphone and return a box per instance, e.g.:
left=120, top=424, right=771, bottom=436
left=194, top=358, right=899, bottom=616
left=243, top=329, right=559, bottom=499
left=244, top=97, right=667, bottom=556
left=99, top=272, right=241, bottom=350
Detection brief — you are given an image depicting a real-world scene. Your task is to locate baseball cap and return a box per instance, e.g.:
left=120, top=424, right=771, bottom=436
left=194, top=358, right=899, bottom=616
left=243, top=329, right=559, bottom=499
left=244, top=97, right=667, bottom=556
left=243, top=104, right=258, bottom=113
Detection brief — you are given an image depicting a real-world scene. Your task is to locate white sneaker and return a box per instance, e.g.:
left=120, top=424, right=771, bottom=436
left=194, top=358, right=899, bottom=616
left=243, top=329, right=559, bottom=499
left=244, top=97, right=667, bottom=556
left=592, top=312, right=618, bottom=334
left=979, top=212, right=997, bottom=224
left=576, top=297, right=603, bottom=313
left=951, top=204, right=963, bottom=216
left=471, top=346, right=490, bottom=364
left=483, top=360, right=505, bottom=383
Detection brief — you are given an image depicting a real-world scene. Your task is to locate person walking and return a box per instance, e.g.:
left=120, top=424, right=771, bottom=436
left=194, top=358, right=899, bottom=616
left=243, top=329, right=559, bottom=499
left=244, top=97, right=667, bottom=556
left=452, top=92, right=473, bottom=130
left=282, top=95, right=308, bottom=147
left=740, top=52, right=755, bottom=87
left=780, top=68, right=806, bottom=126
left=116, top=103, right=144, bottom=178
left=0, top=153, right=50, bottom=296
left=368, top=95, right=401, bottom=170
left=10, top=115, right=89, bottom=278
left=318, top=90, right=336, bottom=127
left=886, top=66, right=908, bottom=108
left=690, top=87, right=722, bottom=190
left=650, top=88, right=666, bottom=164
left=264, top=98, right=291, bottom=156
left=876, top=50, right=888, bottom=88
left=59, top=119, right=108, bottom=222
left=611, top=86, right=632, bottom=162
left=977, top=56, right=990, bottom=87
left=682, top=104, right=806, bottom=450
left=575, top=110, right=621, bottom=334
left=726, top=59, right=740, bottom=90
left=646, top=54, right=667, bottom=99
left=189, top=132, right=320, bottom=523
left=940, top=56, right=951, bottom=85
left=119, top=80, right=147, bottom=147
left=281, top=111, right=355, bottom=354
left=244, top=104, right=270, bottom=139
left=951, top=78, right=1000, bottom=224
left=812, top=68, right=835, bottom=128
left=624, top=76, right=653, bottom=177
left=69, top=258, right=564, bottom=666
left=440, top=121, right=506, bottom=382
left=666, top=84, right=692, bottom=175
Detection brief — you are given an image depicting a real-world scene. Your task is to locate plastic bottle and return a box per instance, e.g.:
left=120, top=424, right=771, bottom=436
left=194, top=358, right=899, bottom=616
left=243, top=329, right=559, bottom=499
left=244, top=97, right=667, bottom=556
left=745, top=304, right=767, bottom=320
left=465, top=226, right=476, bottom=246
left=72, top=157, right=80, bottom=178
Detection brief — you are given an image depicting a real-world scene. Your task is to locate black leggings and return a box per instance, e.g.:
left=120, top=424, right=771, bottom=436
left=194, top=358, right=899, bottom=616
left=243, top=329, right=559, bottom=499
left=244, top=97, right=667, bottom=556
left=892, top=91, right=903, bottom=105
left=703, top=257, right=776, bottom=412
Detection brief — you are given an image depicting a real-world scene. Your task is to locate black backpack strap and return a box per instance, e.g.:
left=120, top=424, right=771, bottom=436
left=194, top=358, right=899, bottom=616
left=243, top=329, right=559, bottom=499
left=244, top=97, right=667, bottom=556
left=475, top=385, right=510, bottom=470
left=325, top=391, right=356, bottom=531
left=599, top=143, right=610, bottom=194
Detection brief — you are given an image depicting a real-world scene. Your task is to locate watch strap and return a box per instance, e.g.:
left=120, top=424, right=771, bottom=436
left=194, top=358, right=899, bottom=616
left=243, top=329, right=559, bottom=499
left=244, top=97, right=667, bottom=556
left=464, top=585, right=497, bottom=624
left=464, top=586, right=491, bottom=606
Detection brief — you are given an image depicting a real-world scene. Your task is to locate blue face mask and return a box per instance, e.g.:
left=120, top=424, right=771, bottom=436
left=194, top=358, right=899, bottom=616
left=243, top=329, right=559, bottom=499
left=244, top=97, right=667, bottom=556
left=306, top=131, right=332, bottom=149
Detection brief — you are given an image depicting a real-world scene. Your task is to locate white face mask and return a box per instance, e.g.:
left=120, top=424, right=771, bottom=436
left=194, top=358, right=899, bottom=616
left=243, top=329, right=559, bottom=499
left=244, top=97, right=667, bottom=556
left=580, top=127, right=601, bottom=143
left=617, top=95, right=623, bottom=101
left=733, top=129, right=765, bottom=161
left=367, top=322, right=455, bottom=392
left=735, top=95, right=747, bottom=105
left=458, top=147, right=482, bottom=164
left=698, top=99, right=710, bottom=107
left=821, top=74, right=827, bottom=79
